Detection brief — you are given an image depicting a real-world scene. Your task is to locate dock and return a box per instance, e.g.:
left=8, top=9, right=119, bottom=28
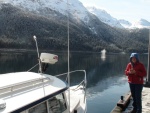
left=111, top=87, right=150, bottom=113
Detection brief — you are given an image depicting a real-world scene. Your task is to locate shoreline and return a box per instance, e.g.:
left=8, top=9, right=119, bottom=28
left=0, top=48, right=147, bottom=54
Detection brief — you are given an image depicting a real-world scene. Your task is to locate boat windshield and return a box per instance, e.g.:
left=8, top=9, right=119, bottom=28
left=28, top=93, right=67, bottom=113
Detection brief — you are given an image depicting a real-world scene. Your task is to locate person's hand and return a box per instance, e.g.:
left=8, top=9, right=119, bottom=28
left=129, top=68, right=136, bottom=74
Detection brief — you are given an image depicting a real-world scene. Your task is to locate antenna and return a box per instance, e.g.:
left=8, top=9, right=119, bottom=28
left=33, top=35, right=42, bottom=73
left=67, top=0, right=71, bottom=113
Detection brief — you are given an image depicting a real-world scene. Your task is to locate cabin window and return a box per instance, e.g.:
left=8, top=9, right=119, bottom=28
left=28, top=102, right=47, bottom=113
left=48, top=93, right=67, bottom=113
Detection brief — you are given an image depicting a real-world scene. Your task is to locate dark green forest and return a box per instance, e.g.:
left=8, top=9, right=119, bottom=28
left=0, top=4, right=149, bottom=53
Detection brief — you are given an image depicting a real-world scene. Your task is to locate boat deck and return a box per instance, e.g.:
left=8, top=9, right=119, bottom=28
left=111, top=87, right=150, bottom=113
left=0, top=72, right=67, bottom=113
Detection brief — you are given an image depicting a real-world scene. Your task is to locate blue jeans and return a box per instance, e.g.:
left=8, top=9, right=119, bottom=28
left=129, top=83, right=143, bottom=113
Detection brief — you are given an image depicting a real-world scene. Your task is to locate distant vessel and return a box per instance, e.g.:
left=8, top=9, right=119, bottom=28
left=120, top=51, right=126, bottom=54
left=101, top=49, right=106, bottom=60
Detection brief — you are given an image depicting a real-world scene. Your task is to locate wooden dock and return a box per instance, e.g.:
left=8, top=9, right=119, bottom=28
left=111, top=87, right=150, bottom=113
left=111, top=92, right=132, bottom=113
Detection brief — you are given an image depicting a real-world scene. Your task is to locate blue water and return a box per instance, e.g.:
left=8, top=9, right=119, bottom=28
left=87, top=78, right=129, bottom=113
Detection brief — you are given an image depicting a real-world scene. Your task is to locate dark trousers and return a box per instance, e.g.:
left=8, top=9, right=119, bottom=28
left=129, top=83, right=143, bottom=113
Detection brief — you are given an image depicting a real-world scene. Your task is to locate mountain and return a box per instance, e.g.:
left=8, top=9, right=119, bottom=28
left=131, top=19, right=150, bottom=29
left=3, top=0, right=90, bottom=23
left=86, top=6, right=150, bottom=29
left=86, top=6, right=123, bottom=28
left=0, top=0, right=149, bottom=53
left=119, top=19, right=150, bottom=29
left=119, top=19, right=132, bottom=28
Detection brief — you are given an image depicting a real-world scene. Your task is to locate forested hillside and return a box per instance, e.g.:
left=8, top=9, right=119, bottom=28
left=0, top=4, right=149, bottom=53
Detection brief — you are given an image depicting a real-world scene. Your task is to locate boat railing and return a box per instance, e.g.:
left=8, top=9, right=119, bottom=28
left=27, top=65, right=87, bottom=91
left=55, top=70, right=87, bottom=103
left=55, top=70, right=86, bottom=86
left=27, top=63, right=39, bottom=72
left=0, top=76, right=51, bottom=95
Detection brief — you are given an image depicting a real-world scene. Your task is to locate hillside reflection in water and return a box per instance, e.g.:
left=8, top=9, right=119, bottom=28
left=0, top=52, right=148, bottom=113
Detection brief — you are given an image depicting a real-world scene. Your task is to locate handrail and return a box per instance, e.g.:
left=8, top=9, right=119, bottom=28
left=73, top=80, right=85, bottom=91
left=55, top=70, right=86, bottom=77
left=27, top=63, right=39, bottom=72
left=55, top=70, right=87, bottom=103
left=0, top=77, right=51, bottom=94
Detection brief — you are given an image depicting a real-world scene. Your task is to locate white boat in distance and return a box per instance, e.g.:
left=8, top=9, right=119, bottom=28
left=0, top=37, right=87, bottom=113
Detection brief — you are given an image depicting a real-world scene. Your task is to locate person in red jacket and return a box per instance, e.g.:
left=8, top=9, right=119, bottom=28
left=125, top=53, right=146, bottom=113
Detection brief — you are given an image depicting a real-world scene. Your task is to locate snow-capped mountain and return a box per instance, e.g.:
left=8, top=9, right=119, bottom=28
left=86, top=6, right=150, bottom=29
left=131, top=19, right=150, bottom=29
left=86, top=6, right=123, bottom=28
left=119, top=19, right=132, bottom=28
left=119, top=19, right=150, bottom=29
left=2, top=0, right=90, bottom=23
left=1, top=0, right=150, bottom=30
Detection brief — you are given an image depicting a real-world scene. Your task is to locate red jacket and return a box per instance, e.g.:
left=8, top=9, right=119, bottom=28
left=125, top=62, right=146, bottom=84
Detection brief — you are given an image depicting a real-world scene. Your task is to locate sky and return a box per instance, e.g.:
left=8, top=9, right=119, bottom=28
left=78, top=0, right=150, bottom=23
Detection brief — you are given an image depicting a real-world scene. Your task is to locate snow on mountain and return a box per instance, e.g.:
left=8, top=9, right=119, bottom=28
left=1, top=0, right=90, bottom=23
left=119, top=19, right=150, bottom=29
left=119, top=19, right=132, bottom=28
left=86, top=6, right=150, bottom=29
left=131, top=19, right=150, bottom=29
left=86, top=6, right=123, bottom=28
left=1, top=0, right=150, bottom=29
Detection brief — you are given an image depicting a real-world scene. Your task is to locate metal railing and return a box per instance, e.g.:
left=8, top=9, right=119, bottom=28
left=0, top=77, right=51, bottom=94
left=55, top=70, right=87, bottom=103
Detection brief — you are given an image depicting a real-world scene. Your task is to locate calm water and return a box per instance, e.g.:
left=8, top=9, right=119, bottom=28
left=0, top=52, right=148, bottom=113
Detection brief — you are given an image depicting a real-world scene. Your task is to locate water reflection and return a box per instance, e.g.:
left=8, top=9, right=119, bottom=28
left=0, top=52, right=147, bottom=88
left=0, top=52, right=37, bottom=73
left=0, top=52, right=148, bottom=113
left=86, top=53, right=147, bottom=92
